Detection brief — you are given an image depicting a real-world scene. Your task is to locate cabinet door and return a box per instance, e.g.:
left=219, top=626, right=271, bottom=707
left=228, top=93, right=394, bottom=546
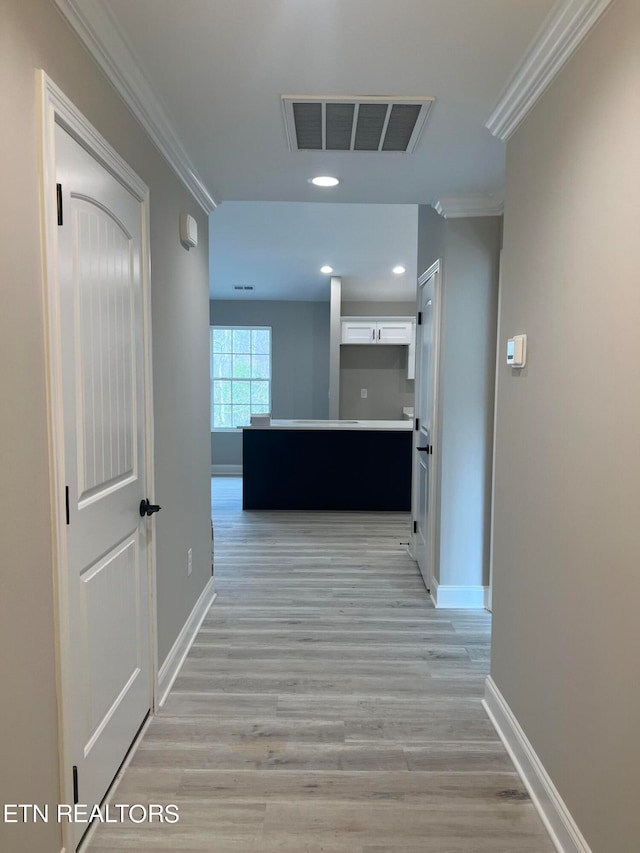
left=377, top=320, right=414, bottom=344
left=341, top=320, right=377, bottom=344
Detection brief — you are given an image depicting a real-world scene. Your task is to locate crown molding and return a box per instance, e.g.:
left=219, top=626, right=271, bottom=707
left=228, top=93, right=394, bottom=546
left=433, top=195, right=504, bottom=219
left=486, top=0, right=615, bottom=141
left=53, top=0, right=217, bottom=213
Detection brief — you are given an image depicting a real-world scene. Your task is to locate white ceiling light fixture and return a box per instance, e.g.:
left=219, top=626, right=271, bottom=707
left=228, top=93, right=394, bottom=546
left=310, top=176, right=340, bottom=188
left=320, top=265, right=334, bottom=274
left=392, top=265, right=406, bottom=275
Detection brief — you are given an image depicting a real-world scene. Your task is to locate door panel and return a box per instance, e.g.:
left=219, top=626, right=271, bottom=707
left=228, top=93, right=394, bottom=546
left=76, top=205, right=136, bottom=498
left=55, top=122, right=150, bottom=834
left=80, top=534, right=141, bottom=747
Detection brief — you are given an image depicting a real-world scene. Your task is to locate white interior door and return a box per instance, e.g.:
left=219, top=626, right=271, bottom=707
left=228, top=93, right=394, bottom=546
left=55, top=122, right=151, bottom=833
left=413, top=268, right=439, bottom=590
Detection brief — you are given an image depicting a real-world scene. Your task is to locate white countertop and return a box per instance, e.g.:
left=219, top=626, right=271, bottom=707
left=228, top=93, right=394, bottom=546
left=243, top=419, right=412, bottom=431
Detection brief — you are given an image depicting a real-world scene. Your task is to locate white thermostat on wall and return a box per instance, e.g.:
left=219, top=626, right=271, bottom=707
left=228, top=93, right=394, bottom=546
left=180, top=214, right=198, bottom=248
left=506, top=334, right=527, bottom=368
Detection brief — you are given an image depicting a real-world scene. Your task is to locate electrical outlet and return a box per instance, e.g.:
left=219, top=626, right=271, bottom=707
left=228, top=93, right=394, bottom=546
left=187, top=547, right=193, bottom=576
left=360, top=388, right=368, bottom=399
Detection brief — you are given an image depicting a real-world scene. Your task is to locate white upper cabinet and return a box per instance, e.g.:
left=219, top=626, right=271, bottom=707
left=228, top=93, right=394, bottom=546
left=377, top=320, right=413, bottom=345
left=341, top=317, right=414, bottom=346
left=341, top=320, right=377, bottom=344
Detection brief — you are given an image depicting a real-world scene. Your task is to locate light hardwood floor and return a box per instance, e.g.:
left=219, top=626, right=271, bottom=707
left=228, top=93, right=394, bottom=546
left=88, top=477, right=553, bottom=852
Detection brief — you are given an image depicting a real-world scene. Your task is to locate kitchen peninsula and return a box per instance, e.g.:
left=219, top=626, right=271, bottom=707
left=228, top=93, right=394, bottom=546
left=242, top=419, right=412, bottom=511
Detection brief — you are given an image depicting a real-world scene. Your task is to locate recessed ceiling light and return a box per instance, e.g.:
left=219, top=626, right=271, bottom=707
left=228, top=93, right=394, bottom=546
left=320, top=265, right=333, bottom=274
left=392, top=265, right=406, bottom=275
left=310, top=176, right=340, bottom=188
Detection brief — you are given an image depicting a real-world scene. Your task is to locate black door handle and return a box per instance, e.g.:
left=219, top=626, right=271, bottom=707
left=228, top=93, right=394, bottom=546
left=140, top=499, right=162, bottom=517
left=417, top=446, right=432, bottom=454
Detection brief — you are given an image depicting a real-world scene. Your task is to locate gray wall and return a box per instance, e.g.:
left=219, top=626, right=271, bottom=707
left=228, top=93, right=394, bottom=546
left=491, top=1, right=640, bottom=850
left=0, top=2, right=212, bottom=850
left=210, top=300, right=330, bottom=465
left=439, top=218, right=501, bottom=587
left=339, top=301, right=415, bottom=420
left=417, top=209, right=501, bottom=588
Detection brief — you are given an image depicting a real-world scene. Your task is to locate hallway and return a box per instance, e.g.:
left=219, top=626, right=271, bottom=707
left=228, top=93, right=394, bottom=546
left=89, top=478, right=553, bottom=852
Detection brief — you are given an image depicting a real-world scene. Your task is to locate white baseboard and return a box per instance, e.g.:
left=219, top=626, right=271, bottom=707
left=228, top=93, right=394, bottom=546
left=430, top=576, right=489, bottom=609
left=157, top=577, right=216, bottom=707
left=211, top=464, right=242, bottom=476
left=483, top=676, right=592, bottom=853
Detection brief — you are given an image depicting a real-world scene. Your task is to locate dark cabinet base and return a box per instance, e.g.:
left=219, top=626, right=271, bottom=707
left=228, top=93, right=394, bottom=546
left=242, top=429, right=412, bottom=511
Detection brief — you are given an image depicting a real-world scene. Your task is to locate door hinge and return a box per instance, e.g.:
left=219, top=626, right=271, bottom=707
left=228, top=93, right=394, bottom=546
left=413, top=520, right=417, bottom=534
left=72, top=765, right=79, bottom=804
left=415, top=417, right=420, bottom=431
left=56, top=183, right=63, bottom=226
left=417, top=311, right=422, bottom=326
left=65, top=486, right=70, bottom=525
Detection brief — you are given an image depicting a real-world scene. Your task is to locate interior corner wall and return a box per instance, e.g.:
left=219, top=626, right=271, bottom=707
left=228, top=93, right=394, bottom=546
left=416, top=208, right=501, bottom=589
left=490, top=1, right=640, bottom=850
left=439, top=218, right=501, bottom=588
left=209, top=300, right=330, bottom=465
left=0, top=2, right=211, bottom=849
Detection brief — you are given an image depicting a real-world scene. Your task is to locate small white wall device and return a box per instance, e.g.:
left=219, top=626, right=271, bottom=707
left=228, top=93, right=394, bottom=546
left=180, top=214, right=198, bottom=248
left=506, top=334, right=527, bottom=368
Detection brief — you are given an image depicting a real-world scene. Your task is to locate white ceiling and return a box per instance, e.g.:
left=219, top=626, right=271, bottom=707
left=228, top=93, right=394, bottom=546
left=210, top=202, right=418, bottom=302
left=78, top=0, right=556, bottom=303
left=98, top=0, right=556, bottom=205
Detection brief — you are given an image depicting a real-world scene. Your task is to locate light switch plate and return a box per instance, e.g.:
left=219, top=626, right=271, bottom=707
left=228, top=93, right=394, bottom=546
left=180, top=214, right=198, bottom=248
left=361, top=388, right=368, bottom=398
left=507, top=334, right=527, bottom=368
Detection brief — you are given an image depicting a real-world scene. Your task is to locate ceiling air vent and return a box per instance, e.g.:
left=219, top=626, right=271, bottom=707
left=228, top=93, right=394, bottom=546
left=282, top=96, right=435, bottom=153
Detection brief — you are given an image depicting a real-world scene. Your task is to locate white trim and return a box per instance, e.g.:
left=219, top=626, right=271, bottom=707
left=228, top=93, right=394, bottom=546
left=486, top=0, right=615, bottom=140
left=157, top=578, right=217, bottom=707
left=329, top=276, right=342, bottom=419
left=430, top=576, right=489, bottom=609
left=483, top=676, right=593, bottom=853
left=39, top=72, right=156, bottom=853
left=417, top=260, right=441, bottom=287
left=487, top=249, right=504, bottom=614
left=432, top=195, right=504, bottom=219
left=141, top=172, right=159, bottom=713
left=412, top=261, right=441, bottom=593
left=211, top=464, right=243, bottom=476
left=52, top=0, right=216, bottom=212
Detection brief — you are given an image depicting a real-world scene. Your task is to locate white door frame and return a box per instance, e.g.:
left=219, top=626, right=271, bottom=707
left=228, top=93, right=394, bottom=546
left=487, top=250, right=503, bottom=613
left=411, top=259, right=442, bottom=592
left=38, top=72, right=158, bottom=850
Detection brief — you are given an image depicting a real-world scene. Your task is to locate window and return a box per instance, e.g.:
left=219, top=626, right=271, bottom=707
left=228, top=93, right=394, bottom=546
left=210, top=327, right=271, bottom=430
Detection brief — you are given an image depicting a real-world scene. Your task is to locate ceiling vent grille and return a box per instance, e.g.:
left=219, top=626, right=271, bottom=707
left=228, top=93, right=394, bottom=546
left=282, top=96, right=434, bottom=153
